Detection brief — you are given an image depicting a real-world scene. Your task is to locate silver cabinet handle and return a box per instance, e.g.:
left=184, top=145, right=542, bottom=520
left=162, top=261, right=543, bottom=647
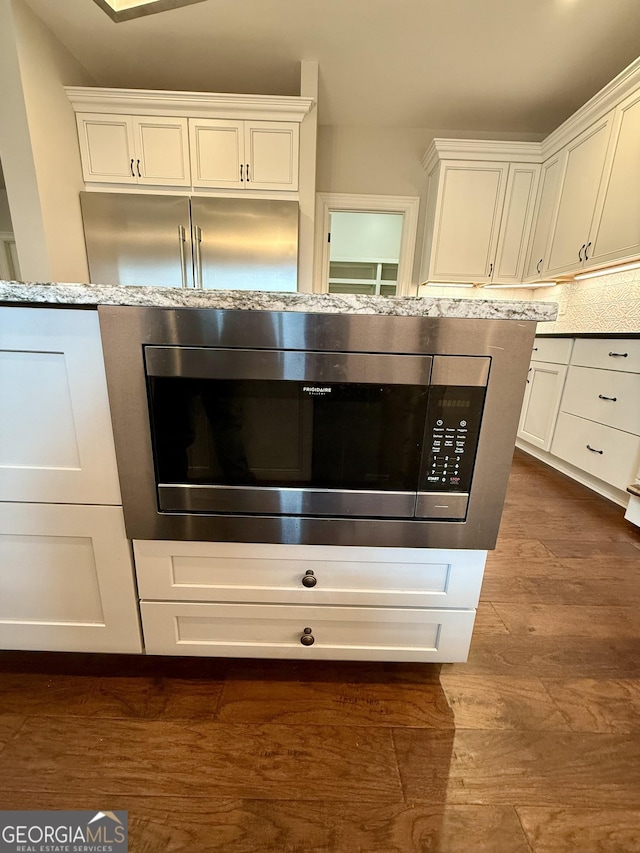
left=178, top=225, right=188, bottom=288
left=609, top=351, right=628, bottom=358
left=193, top=225, right=203, bottom=289
left=598, top=394, right=617, bottom=401
left=586, top=444, right=604, bottom=454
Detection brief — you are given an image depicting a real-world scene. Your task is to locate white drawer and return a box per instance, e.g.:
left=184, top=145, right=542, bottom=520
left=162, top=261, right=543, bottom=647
left=571, top=338, right=640, bottom=373
left=530, top=337, right=573, bottom=364
left=140, top=601, right=476, bottom=662
left=561, top=366, right=640, bottom=436
left=551, top=412, right=640, bottom=491
left=133, top=540, right=487, bottom=609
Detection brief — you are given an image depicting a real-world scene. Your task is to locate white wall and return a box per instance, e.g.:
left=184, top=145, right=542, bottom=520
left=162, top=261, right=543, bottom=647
left=0, top=0, right=95, bottom=282
left=330, top=212, right=403, bottom=262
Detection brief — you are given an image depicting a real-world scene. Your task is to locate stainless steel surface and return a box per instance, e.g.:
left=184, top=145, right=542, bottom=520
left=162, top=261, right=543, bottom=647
left=431, top=355, right=490, bottom=386
left=191, top=196, right=298, bottom=292
left=81, top=193, right=298, bottom=292
left=415, top=492, right=469, bottom=520
left=178, top=225, right=188, bottom=289
left=145, top=347, right=433, bottom=385
left=158, top=485, right=418, bottom=518
left=98, top=306, right=537, bottom=549
left=81, top=193, right=193, bottom=288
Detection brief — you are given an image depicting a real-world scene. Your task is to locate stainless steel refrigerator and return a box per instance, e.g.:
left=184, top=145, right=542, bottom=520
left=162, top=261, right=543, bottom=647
left=80, top=192, right=299, bottom=291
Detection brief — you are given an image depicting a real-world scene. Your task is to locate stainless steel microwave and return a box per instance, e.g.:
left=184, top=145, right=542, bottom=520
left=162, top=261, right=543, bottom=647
left=98, top=305, right=535, bottom=549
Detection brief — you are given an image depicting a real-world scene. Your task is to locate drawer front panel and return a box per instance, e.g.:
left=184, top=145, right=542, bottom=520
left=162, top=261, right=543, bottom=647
left=571, top=338, right=640, bottom=373
left=551, top=412, right=640, bottom=490
left=134, top=541, right=486, bottom=608
left=140, top=601, right=476, bottom=662
left=561, top=366, right=640, bottom=435
left=531, top=337, right=573, bottom=364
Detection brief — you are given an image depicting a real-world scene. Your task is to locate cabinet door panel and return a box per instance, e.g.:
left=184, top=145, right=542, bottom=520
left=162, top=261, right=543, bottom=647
left=431, top=162, right=508, bottom=281
left=135, top=116, right=190, bottom=186
left=189, top=118, right=244, bottom=188
left=492, top=164, right=540, bottom=282
left=245, top=121, right=299, bottom=190
left=589, top=91, right=640, bottom=266
left=0, top=504, right=142, bottom=653
left=0, top=308, right=121, bottom=504
left=76, top=113, right=135, bottom=183
left=524, top=155, right=562, bottom=280
left=517, top=361, right=567, bottom=450
left=546, top=116, right=614, bottom=276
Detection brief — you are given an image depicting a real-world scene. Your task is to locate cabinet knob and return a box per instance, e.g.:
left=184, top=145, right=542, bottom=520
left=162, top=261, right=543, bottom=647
left=300, top=627, right=315, bottom=646
left=301, top=570, right=317, bottom=588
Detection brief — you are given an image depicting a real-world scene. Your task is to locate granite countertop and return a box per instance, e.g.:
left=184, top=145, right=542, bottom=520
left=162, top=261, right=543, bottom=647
left=0, top=281, right=558, bottom=322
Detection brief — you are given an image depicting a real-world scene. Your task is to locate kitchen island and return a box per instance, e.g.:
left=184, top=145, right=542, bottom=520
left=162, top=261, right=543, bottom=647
left=0, top=281, right=556, bottom=661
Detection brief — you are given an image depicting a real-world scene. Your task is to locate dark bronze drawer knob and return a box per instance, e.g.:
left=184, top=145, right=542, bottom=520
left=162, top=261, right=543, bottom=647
left=301, top=570, right=317, bottom=588
left=300, top=627, right=315, bottom=646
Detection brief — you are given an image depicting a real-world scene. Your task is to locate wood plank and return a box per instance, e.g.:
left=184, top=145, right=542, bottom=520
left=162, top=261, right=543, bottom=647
left=0, top=717, right=402, bottom=801
left=539, top=539, right=640, bottom=559
left=492, top=603, right=638, bottom=638
left=0, top=716, right=25, bottom=753
left=438, top=673, right=569, bottom=731
left=395, top=729, right=640, bottom=806
left=481, top=573, right=640, bottom=606
left=517, top=806, right=640, bottom=853
left=0, top=793, right=532, bottom=853
left=542, top=678, right=640, bottom=733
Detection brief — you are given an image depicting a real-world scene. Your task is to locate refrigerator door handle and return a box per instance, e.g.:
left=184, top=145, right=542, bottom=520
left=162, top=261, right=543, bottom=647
left=194, top=225, right=203, bottom=289
left=178, top=225, right=188, bottom=288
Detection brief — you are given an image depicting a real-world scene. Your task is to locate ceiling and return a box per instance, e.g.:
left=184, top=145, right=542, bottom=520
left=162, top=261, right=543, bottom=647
left=21, top=0, right=640, bottom=134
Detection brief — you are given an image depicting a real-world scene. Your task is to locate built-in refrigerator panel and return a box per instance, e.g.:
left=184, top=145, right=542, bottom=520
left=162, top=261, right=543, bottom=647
left=191, top=196, right=298, bottom=292
left=81, top=193, right=193, bottom=288
left=81, top=192, right=299, bottom=292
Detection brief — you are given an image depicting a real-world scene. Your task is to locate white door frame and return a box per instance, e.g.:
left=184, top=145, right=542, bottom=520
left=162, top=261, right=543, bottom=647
left=313, top=194, right=420, bottom=296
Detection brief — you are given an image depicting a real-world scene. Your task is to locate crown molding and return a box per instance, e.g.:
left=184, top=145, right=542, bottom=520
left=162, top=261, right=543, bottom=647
left=65, top=87, right=315, bottom=122
left=422, top=138, right=543, bottom=173
left=541, top=56, right=640, bottom=158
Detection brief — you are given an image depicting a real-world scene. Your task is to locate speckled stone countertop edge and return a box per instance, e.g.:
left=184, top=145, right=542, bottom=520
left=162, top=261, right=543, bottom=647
left=0, top=281, right=559, bottom=322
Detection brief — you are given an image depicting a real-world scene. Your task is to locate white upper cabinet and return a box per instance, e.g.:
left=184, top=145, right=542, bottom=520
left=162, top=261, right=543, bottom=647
left=189, top=118, right=299, bottom=191
left=76, top=113, right=191, bottom=187
left=587, top=89, right=640, bottom=268
left=523, top=154, right=562, bottom=281
left=420, top=143, right=541, bottom=285
left=544, top=114, right=614, bottom=277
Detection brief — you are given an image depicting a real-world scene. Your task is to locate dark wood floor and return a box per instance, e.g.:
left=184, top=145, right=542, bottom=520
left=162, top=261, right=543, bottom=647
left=1, top=449, right=639, bottom=852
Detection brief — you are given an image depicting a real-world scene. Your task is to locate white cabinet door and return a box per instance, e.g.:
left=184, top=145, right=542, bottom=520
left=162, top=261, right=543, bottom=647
left=133, top=116, right=191, bottom=187
left=429, top=161, right=509, bottom=282
left=0, top=307, right=121, bottom=505
left=77, top=113, right=190, bottom=186
left=0, top=503, right=142, bottom=653
left=76, top=113, right=136, bottom=184
left=523, top=154, right=562, bottom=280
left=244, top=121, right=299, bottom=190
left=189, top=118, right=244, bottom=188
left=588, top=90, right=640, bottom=267
left=189, top=119, right=299, bottom=191
left=545, top=114, right=614, bottom=276
left=517, top=360, right=568, bottom=450
left=491, top=163, right=540, bottom=283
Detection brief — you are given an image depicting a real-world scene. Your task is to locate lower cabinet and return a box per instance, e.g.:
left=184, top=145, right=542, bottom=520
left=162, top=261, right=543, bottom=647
left=0, top=503, right=142, bottom=653
left=517, top=361, right=567, bottom=450
left=134, top=540, right=487, bottom=662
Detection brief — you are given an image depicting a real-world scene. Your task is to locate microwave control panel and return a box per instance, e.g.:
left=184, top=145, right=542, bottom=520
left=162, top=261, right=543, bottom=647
left=420, top=385, right=486, bottom=493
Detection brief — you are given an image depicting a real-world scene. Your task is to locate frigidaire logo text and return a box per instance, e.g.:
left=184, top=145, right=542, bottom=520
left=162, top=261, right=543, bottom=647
left=303, top=386, right=332, bottom=395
